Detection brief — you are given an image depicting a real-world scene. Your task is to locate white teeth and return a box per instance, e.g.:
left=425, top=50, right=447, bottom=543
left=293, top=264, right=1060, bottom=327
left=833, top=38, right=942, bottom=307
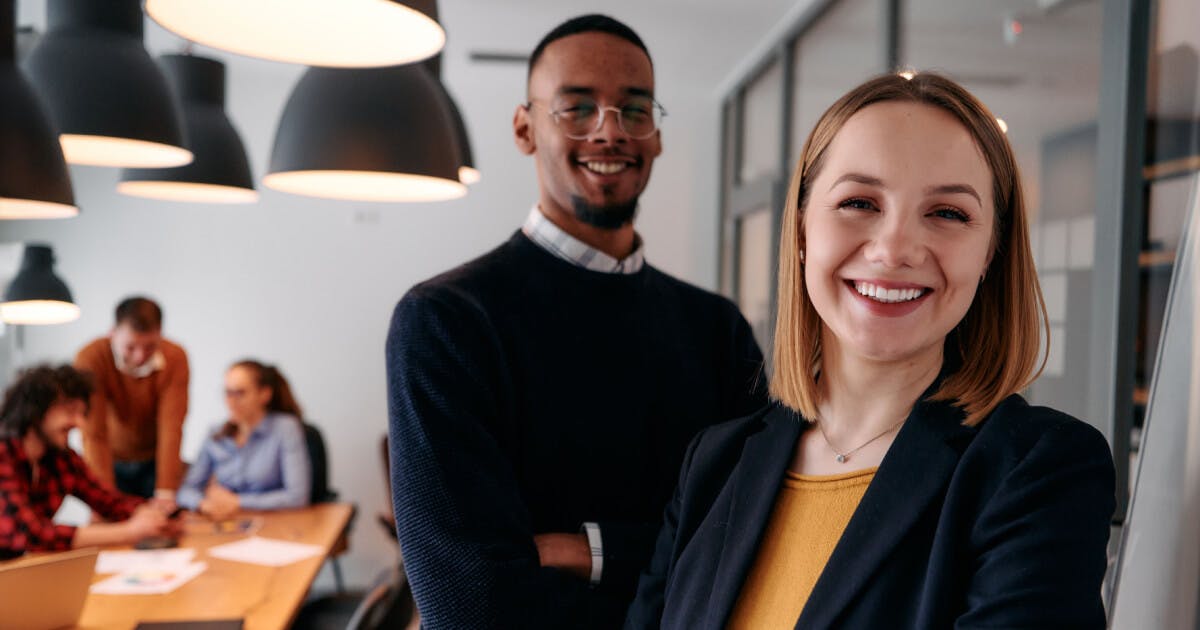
left=854, top=281, right=925, bottom=304
left=583, top=162, right=628, bottom=175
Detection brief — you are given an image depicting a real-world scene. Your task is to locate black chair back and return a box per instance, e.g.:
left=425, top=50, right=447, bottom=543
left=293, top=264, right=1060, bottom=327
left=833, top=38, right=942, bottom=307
left=347, top=566, right=413, bottom=630
left=303, top=422, right=338, bottom=503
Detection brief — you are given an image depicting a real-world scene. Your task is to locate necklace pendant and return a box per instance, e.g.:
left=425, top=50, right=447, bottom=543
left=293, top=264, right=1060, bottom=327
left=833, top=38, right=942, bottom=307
left=835, top=454, right=847, bottom=463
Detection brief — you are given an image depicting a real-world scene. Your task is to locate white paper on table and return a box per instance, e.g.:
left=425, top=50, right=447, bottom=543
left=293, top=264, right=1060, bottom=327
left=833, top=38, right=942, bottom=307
left=95, top=548, right=197, bottom=574
left=90, top=561, right=207, bottom=595
left=206, top=536, right=324, bottom=567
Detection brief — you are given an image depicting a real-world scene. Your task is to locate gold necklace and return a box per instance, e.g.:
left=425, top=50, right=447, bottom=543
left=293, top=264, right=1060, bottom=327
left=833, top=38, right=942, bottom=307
left=813, top=415, right=907, bottom=463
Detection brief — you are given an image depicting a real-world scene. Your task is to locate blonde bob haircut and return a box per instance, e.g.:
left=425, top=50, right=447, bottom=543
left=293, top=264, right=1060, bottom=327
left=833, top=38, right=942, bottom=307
left=770, top=72, right=1048, bottom=427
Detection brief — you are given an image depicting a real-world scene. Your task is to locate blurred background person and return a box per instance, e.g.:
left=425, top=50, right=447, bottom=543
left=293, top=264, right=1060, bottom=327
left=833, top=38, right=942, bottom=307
left=75, top=296, right=189, bottom=502
left=0, top=365, right=177, bottom=559
left=176, top=360, right=309, bottom=520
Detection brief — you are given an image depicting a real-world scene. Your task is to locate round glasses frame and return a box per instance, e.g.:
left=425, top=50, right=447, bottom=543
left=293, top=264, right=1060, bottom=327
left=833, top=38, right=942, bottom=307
left=526, top=99, right=667, bottom=140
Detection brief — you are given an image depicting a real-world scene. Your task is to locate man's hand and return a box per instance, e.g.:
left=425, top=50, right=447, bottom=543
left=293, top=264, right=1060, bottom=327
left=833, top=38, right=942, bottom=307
left=145, top=495, right=177, bottom=515
left=534, top=533, right=592, bottom=581
left=125, top=505, right=169, bottom=540
left=199, top=484, right=240, bottom=520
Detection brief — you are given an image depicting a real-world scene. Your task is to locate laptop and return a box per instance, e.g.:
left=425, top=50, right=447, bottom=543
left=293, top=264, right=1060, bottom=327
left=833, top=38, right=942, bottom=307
left=0, top=547, right=98, bottom=630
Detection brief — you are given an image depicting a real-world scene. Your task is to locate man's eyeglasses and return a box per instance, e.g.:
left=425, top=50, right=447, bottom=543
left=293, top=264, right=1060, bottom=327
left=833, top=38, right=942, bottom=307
left=526, top=95, right=666, bottom=140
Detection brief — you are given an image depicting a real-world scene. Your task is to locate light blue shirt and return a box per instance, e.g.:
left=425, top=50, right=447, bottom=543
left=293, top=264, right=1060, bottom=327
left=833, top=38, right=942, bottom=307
left=177, top=412, right=311, bottom=511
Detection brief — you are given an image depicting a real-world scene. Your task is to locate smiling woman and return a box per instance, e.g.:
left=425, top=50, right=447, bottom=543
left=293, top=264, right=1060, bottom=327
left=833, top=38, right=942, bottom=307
left=625, top=73, right=1116, bottom=630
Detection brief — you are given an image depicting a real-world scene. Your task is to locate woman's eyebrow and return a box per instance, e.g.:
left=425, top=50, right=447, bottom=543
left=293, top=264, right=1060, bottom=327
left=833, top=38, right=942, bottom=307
left=828, top=174, right=982, bottom=206
left=925, top=183, right=981, bottom=204
left=828, top=172, right=883, bottom=191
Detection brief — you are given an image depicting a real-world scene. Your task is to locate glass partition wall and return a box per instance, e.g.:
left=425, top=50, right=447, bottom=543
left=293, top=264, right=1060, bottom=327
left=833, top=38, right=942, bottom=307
left=718, top=1, right=1187, bottom=583
left=720, top=0, right=886, bottom=355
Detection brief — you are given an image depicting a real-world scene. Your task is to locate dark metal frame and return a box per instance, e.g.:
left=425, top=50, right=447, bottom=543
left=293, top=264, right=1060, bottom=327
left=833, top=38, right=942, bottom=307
left=1091, top=0, right=1151, bottom=519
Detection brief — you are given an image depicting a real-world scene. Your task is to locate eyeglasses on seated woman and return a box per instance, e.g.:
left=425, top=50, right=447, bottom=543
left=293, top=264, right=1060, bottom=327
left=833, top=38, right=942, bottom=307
left=624, top=72, right=1115, bottom=630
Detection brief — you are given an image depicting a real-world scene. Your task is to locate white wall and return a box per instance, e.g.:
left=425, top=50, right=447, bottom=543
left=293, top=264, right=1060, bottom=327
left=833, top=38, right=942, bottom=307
left=3, top=0, right=793, bottom=589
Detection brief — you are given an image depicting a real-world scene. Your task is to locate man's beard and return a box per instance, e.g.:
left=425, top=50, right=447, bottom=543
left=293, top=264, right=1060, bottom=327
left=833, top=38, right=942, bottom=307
left=571, top=195, right=639, bottom=229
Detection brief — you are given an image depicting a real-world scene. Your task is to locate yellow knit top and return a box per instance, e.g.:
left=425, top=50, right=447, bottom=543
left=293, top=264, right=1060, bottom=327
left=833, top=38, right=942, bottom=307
left=726, top=466, right=877, bottom=630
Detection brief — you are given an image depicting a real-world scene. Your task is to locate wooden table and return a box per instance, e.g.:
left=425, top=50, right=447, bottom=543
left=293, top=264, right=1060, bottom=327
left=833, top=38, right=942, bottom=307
left=75, top=502, right=354, bottom=630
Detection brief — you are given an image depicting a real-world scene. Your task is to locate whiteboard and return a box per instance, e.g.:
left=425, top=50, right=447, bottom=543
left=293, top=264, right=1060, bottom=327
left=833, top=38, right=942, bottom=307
left=1110, top=173, right=1200, bottom=628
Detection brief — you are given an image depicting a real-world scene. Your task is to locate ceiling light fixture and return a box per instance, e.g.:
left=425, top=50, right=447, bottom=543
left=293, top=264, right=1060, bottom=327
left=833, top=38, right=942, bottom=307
left=119, top=54, right=257, bottom=204
left=0, top=0, right=76, bottom=219
left=440, top=84, right=479, bottom=185
left=1, top=244, right=80, bottom=325
left=23, top=0, right=192, bottom=168
left=263, top=63, right=465, bottom=202
left=145, top=0, right=445, bottom=68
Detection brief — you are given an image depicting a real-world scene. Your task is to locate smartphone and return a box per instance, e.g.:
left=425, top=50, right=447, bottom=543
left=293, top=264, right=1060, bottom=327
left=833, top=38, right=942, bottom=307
left=135, top=535, right=178, bottom=550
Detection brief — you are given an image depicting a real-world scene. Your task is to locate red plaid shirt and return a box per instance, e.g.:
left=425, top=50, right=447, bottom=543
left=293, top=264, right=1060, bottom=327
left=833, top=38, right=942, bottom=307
left=0, top=437, right=143, bottom=559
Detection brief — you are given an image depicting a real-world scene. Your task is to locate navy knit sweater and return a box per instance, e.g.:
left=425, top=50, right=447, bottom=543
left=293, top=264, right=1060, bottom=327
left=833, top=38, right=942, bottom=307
left=386, top=231, right=767, bottom=629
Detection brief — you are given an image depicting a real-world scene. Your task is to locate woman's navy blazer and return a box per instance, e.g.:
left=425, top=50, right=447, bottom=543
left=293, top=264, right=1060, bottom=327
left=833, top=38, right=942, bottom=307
left=624, top=394, right=1116, bottom=629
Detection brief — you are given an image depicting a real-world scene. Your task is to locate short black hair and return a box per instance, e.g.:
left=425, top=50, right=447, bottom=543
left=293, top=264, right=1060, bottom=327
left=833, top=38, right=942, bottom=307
left=0, top=365, right=93, bottom=438
left=115, top=296, right=162, bottom=332
left=527, top=14, right=652, bottom=82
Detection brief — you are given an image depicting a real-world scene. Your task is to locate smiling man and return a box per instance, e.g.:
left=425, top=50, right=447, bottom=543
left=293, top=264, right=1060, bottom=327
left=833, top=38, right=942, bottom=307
left=386, top=14, right=767, bottom=629
left=0, top=365, right=175, bottom=559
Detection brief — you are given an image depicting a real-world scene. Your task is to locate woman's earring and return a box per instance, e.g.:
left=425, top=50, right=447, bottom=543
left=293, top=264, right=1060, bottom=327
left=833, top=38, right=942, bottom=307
left=799, top=249, right=806, bottom=264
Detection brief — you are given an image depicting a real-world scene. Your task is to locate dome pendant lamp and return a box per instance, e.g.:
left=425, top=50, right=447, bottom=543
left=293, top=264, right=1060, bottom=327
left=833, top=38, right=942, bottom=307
left=263, top=63, right=465, bottom=202
left=22, top=0, right=192, bottom=168
left=145, top=0, right=445, bottom=68
left=0, top=0, right=77, bottom=219
left=0, top=244, right=80, bottom=325
left=442, top=86, right=479, bottom=185
left=119, top=55, right=257, bottom=204
left=424, top=52, right=479, bottom=185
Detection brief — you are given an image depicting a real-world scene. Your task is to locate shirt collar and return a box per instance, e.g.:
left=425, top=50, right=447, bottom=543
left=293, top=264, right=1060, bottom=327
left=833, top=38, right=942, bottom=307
left=220, top=413, right=277, bottom=445
left=521, top=205, right=645, bottom=274
left=111, top=339, right=166, bottom=379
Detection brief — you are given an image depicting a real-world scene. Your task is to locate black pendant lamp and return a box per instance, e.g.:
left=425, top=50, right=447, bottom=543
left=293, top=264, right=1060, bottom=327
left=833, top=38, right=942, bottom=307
left=263, top=63, right=465, bottom=202
left=119, top=55, right=256, bottom=204
left=22, top=0, right=192, bottom=168
left=1, top=244, right=79, bottom=325
left=441, top=86, right=480, bottom=185
left=424, top=52, right=478, bottom=185
left=145, top=0, right=444, bottom=68
left=0, top=2, right=76, bottom=219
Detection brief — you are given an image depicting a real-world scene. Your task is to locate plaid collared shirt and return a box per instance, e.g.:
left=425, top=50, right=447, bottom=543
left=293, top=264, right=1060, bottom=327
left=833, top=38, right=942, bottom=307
left=521, top=206, right=645, bottom=274
left=0, top=437, right=142, bottom=559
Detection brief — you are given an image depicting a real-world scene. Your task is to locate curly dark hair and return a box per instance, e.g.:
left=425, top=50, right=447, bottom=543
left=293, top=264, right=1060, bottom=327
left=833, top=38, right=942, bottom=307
left=0, top=365, right=93, bottom=438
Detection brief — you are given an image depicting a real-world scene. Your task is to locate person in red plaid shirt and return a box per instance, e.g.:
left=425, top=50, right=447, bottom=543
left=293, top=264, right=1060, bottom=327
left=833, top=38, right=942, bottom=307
left=0, top=365, right=176, bottom=559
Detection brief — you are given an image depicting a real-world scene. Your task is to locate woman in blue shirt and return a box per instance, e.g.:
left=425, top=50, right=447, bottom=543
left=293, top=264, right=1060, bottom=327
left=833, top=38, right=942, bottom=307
left=177, top=360, right=310, bottom=518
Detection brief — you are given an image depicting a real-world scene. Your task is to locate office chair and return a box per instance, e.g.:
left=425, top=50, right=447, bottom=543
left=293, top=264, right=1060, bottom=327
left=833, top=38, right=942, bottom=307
left=303, top=421, right=355, bottom=593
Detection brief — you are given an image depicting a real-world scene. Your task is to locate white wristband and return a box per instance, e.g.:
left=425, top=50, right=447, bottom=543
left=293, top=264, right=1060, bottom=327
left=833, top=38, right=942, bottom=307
left=581, top=522, right=603, bottom=586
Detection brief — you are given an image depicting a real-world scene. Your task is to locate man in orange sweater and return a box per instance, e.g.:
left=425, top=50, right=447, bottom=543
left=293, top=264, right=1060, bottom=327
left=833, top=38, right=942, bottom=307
left=75, top=297, right=189, bottom=502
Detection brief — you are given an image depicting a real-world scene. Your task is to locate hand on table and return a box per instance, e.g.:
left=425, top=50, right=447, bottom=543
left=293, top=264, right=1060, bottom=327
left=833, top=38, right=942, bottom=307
left=534, top=532, right=592, bottom=581
left=145, top=496, right=177, bottom=515
left=125, top=505, right=170, bottom=540
left=199, top=484, right=240, bottom=520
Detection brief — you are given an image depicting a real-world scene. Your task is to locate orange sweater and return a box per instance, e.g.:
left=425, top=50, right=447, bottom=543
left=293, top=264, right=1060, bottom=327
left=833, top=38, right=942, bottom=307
left=74, top=336, right=189, bottom=491
left=727, top=467, right=877, bottom=630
